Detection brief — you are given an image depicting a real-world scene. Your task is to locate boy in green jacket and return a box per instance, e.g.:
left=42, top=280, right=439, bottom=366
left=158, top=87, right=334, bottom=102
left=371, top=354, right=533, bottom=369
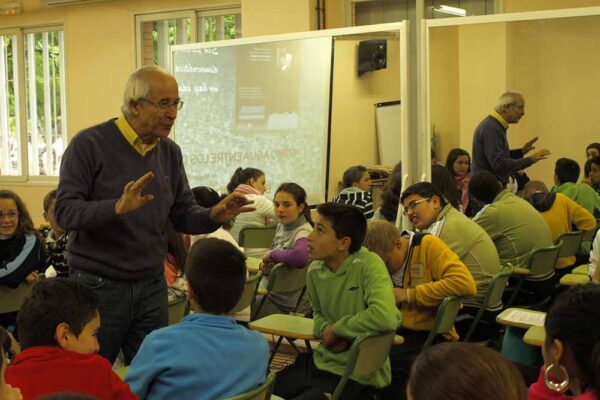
left=273, top=203, right=401, bottom=400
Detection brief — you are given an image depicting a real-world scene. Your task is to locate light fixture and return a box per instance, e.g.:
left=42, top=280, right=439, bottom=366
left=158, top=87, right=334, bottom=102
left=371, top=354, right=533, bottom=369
left=0, top=1, right=22, bottom=15
left=433, top=4, right=466, bottom=17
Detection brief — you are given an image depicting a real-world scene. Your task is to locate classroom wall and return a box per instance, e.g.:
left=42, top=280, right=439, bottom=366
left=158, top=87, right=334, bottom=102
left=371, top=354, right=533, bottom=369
left=328, top=37, right=400, bottom=198
left=429, top=14, right=600, bottom=186
left=502, top=0, right=600, bottom=13
left=241, top=0, right=317, bottom=36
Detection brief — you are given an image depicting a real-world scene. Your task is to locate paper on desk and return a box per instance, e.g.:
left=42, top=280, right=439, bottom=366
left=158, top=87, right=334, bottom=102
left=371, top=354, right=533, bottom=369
left=504, top=309, right=545, bottom=326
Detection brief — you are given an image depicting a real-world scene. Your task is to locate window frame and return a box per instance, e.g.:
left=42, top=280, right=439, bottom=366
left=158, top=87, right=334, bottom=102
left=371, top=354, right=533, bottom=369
left=134, top=4, right=241, bottom=69
left=0, top=23, right=66, bottom=184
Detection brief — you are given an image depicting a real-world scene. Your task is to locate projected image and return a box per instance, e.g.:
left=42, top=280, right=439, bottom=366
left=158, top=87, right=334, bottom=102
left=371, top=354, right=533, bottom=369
left=173, top=37, right=332, bottom=204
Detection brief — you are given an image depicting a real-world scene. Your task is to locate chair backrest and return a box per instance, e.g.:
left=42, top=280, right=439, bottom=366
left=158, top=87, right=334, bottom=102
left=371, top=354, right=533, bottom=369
left=526, top=241, right=563, bottom=276
left=232, top=272, right=262, bottom=314
left=224, top=372, right=276, bottom=400
left=583, top=220, right=600, bottom=242
left=239, top=226, right=277, bottom=249
left=268, top=263, right=308, bottom=293
left=423, top=296, right=462, bottom=350
left=483, top=263, right=514, bottom=311
left=555, top=231, right=584, bottom=258
left=168, top=296, right=188, bottom=326
left=331, top=331, right=395, bottom=400
left=0, top=282, right=31, bottom=314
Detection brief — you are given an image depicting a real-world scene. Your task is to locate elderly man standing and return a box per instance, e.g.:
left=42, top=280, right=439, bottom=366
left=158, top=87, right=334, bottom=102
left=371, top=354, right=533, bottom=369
left=55, top=66, right=252, bottom=364
left=472, top=91, right=550, bottom=189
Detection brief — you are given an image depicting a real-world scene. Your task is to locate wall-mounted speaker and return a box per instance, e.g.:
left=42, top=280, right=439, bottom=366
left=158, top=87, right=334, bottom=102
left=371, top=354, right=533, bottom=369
left=358, top=39, right=387, bottom=76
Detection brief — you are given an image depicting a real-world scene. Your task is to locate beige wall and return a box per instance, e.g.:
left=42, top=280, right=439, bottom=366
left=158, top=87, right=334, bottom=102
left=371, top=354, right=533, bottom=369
left=429, top=14, right=600, bottom=186
left=428, top=26, right=459, bottom=162
left=241, top=0, right=316, bottom=36
left=329, top=37, right=400, bottom=198
left=503, top=0, right=600, bottom=13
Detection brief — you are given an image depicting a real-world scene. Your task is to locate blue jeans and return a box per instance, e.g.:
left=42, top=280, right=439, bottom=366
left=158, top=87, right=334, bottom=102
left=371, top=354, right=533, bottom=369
left=70, top=269, right=168, bottom=364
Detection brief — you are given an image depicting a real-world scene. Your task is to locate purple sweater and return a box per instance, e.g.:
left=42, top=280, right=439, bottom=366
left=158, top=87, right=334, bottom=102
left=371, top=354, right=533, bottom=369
left=55, top=119, right=220, bottom=280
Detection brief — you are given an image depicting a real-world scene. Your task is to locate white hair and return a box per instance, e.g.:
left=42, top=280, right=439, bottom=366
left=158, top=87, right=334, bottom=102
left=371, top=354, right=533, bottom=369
left=494, top=91, right=523, bottom=113
left=121, top=65, right=171, bottom=116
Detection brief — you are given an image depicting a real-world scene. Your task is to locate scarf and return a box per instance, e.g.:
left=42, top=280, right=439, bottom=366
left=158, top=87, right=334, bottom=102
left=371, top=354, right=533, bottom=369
left=455, top=174, right=470, bottom=213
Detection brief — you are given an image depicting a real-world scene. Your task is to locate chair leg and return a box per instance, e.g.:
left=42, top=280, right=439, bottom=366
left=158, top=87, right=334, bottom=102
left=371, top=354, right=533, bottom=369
left=251, top=295, right=267, bottom=321
left=268, top=336, right=285, bottom=366
left=463, top=310, right=483, bottom=342
left=285, top=337, right=302, bottom=354
left=506, top=277, right=524, bottom=308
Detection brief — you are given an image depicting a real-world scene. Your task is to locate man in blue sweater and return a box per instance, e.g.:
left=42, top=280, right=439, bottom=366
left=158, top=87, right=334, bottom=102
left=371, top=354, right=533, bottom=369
left=472, top=91, right=550, bottom=188
left=55, top=65, right=252, bottom=364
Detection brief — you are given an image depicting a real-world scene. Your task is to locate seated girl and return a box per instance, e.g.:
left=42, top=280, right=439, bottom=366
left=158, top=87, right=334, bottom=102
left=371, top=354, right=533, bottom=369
left=529, top=283, right=600, bottom=400
left=0, top=190, right=44, bottom=328
left=445, top=148, right=481, bottom=217
left=227, top=167, right=277, bottom=257
left=253, top=183, right=312, bottom=319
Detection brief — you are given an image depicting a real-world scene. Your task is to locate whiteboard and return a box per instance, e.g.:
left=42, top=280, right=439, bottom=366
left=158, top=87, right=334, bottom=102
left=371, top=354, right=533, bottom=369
left=375, top=101, right=401, bottom=167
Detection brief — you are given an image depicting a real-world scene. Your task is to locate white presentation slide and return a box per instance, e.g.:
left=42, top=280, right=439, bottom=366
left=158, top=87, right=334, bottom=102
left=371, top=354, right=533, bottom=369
left=172, top=37, right=333, bottom=204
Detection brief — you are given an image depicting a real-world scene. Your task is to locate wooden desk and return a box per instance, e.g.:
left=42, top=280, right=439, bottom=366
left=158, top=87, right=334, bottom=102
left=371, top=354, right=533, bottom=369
left=496, top=308, right=546, bottom=329
left=572, top=265, right=589, bottom=275
left=249, top=314, right=405, bottom=345
left=523, top=326, right=546, bottom=347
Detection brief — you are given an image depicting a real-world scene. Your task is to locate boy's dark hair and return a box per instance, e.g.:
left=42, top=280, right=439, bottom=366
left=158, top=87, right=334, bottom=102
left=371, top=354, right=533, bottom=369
left=380, top=172, right=402, bottom=222
left=192, top=186, right=221, bottom=208
left=587, top=142, right=600, bottom=155
left=185, top=238, right=246, bottom=314
left=342, top=165, right=367, bottom=188
left=39, top=394, right=97, bottom=400
left=468, top=171, right=502, bottom=204
left=431, top=164, right=461, bottom=210
left=545, top=284, right=600, bottom=396
left=555, top=158, right=580, bottom=184
left=17, top=278, right=99, bottom=350
left=584, top=156, right=600, bottom=178
left=400, top=182, right=448, bottom=207
left=317, top=203, right=366, bottom=254
left=43, top=189, right=58, bottom=213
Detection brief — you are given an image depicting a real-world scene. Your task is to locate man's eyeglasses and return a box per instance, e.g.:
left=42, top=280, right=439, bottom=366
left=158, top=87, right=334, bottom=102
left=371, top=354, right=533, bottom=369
left=510, top=103, right=525, bottom=110
left=402, top=198, right=430, bottom=216
left=139, top=98, right=184, bottom=111
left=0, top=211, right=19, bottom=219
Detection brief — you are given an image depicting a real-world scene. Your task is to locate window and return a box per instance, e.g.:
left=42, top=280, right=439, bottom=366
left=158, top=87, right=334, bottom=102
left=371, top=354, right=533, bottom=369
left=136, top=7, right=241, bottom=69
left=0, top=26, right=66, bottom=180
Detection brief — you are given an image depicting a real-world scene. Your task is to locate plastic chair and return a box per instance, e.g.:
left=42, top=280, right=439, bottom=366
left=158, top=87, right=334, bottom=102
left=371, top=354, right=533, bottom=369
left=168, top=296, right=188, bottom=326
left=232, top=272, right=263, bottom=314
left=0, top=282, right=32, bottom=314
left=224, top=372, right=276, bottom=400
left=423, top=296, right=462, bottom=350
left=554, top=231, right=584, bottom=258
left=463, top=264, right=514, bottom=342
left=329, top=331, right=396, bottom=400
left=239, top=226, right=277, bottom=249
left=251, top=263, right=308, bottom=320
left=506, top=241, right=563, bottom=308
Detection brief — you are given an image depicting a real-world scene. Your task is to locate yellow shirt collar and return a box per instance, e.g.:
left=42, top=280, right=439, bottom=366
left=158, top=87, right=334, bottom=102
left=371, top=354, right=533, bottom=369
left=115, top=114, right=158, bottom=156
left=491, top=110, right=509, bottom=130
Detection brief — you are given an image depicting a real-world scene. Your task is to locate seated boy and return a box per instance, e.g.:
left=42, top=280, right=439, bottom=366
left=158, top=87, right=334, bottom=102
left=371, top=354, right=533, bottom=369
left=273, top=203, right=400, bottom=400
left=552, top=157, right=600, bottom=217
left=42, top=189, right=69, bottom=277
left=4, top=278, right=137, bottom=400
left=364, top=221, right=476, bottom=400
left=523, top=180, right=596, bottom=271
left=126, top=238, right=269, bottom=400
left=332, top=166, right=374, bottom=219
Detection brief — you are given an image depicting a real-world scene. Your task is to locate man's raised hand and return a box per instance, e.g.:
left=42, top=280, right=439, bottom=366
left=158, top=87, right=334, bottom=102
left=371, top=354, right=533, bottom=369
left=115, top=172, right=155, bottom=216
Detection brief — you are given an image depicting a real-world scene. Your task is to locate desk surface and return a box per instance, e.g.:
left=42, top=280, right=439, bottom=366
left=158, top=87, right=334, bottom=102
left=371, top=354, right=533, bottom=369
left=523, top=325, right=545, bottom=347
left=247, top=257, right=261, bottom=273
left=560, top=273, right=590, bottom=286
left=496, top=308, right=546, bottom=329
left=249, top=314, right=316, bottom=340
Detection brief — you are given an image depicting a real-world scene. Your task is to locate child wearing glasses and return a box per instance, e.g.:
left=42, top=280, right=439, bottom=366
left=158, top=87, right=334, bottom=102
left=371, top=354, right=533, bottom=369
left=0, top=190, right=44, bottom=329
left=400, top=182, right=501, bottom=331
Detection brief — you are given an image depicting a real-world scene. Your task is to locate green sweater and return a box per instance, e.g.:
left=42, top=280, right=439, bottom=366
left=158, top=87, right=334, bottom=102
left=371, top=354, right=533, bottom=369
left=425, top=204, right=501, bottom=309
left=307, top=247, right=401, bottom=388
left=473, top=190, right=553, bottom=277
left=552, top=182, right=600, bottom=217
